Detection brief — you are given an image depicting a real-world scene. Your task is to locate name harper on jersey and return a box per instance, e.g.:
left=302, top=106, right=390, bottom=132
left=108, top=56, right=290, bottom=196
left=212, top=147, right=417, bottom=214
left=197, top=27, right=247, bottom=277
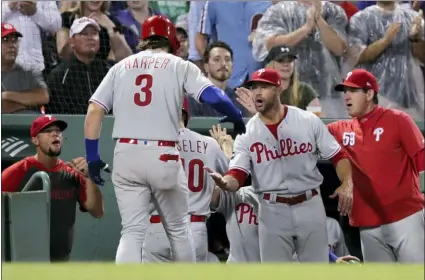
left=236, top=203, right=258, bottom=225
left=124, top=57, right=170, bottom=70
left=177, top=140, right=208, bottom=154
left=250, top=138, right=313, bottom=163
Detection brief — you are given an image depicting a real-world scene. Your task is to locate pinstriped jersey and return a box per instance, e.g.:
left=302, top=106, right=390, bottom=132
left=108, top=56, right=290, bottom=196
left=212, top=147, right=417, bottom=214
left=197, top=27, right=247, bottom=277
left=229, top=106, right=341, bottom=194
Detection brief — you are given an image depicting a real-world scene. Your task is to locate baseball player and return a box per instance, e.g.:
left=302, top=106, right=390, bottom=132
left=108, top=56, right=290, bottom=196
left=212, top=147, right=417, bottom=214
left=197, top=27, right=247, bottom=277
left=142, top=98, right=229, bottom=262
left=83, top=15, right=244, bottom=263
left=328, top=69, right=425, bottom=263
left=206, top=68, right=354, bottom=262
left=210, top=127, right=356, bottom=264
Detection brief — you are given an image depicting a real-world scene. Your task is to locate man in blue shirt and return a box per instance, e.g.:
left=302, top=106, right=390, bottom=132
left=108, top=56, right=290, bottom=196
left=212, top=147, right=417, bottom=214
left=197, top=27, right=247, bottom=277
left=196, top=1, right=272, bottom=89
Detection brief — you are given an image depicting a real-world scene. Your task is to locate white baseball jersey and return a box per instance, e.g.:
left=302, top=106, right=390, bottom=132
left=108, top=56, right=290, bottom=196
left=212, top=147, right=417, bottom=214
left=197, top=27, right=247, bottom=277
left=215, top=186, right=260, bottom=263
left=150, top=128, right=229, bottom=216
left=89, top=50, right=212, bottom=141
left=326, top=217, right=350, bottom=257
left=229, top=106, right=341, bottom=194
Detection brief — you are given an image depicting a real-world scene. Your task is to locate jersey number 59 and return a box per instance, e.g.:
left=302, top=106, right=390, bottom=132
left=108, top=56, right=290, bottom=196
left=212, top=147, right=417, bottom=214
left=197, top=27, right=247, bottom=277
left=134, top=74, right=153, bottom=107
left=180, top=158, right=205, bottom=192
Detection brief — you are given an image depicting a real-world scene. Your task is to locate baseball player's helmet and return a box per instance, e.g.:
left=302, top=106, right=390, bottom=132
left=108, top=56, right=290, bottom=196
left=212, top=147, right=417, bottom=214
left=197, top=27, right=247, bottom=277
left=141, top=15, right=180, bottom=54
left=182, top=97, right=190, bottom=127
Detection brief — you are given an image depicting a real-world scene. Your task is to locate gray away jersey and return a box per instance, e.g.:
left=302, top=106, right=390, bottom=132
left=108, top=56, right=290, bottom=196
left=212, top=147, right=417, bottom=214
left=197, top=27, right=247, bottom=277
left=151, top=128, right=228, bottom=217
left=89, top=50, right=212, bottom=141
left=215, top=186, right=260, bottom=263
left=229, top=106, right=341, bottom=194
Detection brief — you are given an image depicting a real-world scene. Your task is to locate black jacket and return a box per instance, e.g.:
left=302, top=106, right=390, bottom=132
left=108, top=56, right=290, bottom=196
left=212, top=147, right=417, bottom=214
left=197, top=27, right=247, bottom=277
left=45, top=55, right=110, bottom=114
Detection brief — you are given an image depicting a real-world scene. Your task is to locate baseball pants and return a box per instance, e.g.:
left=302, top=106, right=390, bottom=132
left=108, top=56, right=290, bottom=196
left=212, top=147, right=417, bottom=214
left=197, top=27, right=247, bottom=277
left=112, top=140, right=196, bottom=263
left=142, top=216, right=208, bottom=262
left=360, top=209, right=424, bottom=263
left=258, top=190, right=328, bottom=262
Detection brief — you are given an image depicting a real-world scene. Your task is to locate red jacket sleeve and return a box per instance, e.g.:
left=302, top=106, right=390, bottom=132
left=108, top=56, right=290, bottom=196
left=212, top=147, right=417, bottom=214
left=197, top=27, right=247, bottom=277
left=1, top=160, right=27, bottom=192
left=399, top=112, right=424, bottom=158
left=414, top=149, right=424, bottom=173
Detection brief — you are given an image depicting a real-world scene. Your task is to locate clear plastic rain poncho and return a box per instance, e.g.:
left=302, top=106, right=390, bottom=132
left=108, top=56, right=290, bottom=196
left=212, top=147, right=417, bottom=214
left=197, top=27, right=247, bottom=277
left=252, top=1, right=349, bottom=118
left=348, top=6, right=424, bottom=118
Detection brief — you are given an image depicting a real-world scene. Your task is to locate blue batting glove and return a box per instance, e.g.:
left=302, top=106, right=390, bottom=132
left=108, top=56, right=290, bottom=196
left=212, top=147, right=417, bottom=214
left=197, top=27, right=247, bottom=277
left=87, top=158, right=109, bottom=186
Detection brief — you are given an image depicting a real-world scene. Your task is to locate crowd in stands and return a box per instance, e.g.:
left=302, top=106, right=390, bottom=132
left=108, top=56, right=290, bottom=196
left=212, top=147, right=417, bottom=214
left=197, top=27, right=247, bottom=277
left=1, top=0, right=424, bottom=119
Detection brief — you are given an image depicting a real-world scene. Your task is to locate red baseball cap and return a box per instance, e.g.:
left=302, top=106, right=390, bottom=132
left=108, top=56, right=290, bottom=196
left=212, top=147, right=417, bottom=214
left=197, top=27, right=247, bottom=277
left=30, top=115, right=68, bottom=137
left=334, top=69, right=379, bottom=92
left=245, top=68, right=281, bottom=87
left=1, top=22, right=23, bottom=38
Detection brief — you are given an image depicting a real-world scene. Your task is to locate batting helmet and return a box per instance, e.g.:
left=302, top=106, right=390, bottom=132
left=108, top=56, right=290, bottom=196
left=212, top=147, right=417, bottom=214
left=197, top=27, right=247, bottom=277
left=141, top=15, right=180, bottom=54
left=182, top=97, right=190, bottom=127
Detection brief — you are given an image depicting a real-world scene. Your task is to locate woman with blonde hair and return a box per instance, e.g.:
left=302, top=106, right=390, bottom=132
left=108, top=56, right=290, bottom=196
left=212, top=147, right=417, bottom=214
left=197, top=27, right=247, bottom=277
left=236, top=45, right=321, bottom=116
left=56, top=1, right=131, bottom=63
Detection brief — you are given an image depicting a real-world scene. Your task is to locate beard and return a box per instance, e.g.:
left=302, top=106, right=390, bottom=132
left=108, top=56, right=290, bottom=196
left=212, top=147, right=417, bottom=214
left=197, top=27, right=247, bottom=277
left=41, top=146, right=61, bottom=157
left=211, top=70, right=230, bottom=82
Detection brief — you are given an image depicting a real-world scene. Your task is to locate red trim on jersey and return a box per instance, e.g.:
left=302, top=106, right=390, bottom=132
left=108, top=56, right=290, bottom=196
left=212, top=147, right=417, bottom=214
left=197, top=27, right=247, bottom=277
left=414, top=149, right=424, bottom=173
left=331, top=149, right=348, bottom=167
left=225, top=168, right=248, bottom=189
left=265, top=105, right=288, bottom=140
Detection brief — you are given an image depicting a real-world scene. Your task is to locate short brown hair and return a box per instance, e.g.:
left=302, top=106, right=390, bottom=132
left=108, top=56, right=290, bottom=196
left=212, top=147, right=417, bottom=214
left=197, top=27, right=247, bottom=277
left=136, top=36, right=172, bottom=53
left=373, top=93, right=379, bottom=104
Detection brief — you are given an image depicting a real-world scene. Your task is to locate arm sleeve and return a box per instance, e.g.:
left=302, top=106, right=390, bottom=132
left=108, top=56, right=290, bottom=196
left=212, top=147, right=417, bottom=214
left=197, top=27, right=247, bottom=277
left=228, top=133, right=251, bottom=174
left=182, top=60, right=213, bottom=102
left=1, top=160, right=26, bottom=192
left=313, top=116, right=341, bottom=159
left=348, top=12, right=368, bottom=48
left=198, top=1, right=214, bottom=36
left=89, top=65, right=116, bottom=113
left=30, top=1, right=62, bottom=33
left=398, top=112, right=424, bottom=158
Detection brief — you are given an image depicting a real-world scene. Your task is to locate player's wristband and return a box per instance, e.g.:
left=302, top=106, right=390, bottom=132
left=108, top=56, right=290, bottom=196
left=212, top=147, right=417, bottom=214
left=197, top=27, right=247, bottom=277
left=85, top=139, right=100, bottom=162
left=328, top=250, right=338, bottom=263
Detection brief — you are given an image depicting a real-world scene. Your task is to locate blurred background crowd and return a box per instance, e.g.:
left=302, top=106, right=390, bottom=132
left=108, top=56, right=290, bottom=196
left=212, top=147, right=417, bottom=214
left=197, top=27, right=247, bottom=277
left=1, top=0, right=424, bottom=120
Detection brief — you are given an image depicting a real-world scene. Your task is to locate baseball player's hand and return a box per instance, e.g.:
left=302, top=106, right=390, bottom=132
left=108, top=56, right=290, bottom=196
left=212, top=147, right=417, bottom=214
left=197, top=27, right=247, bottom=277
left=336, top=255, right=361, bottom=264
left=204, top=167, right=228, bottom=189
left=66, top=157, right=89, bottom=177
left=329, top=180, right=353, bottom=216
left=209, top=124, right=228, bottom=145
left=235, top=87, right=256, bottom=116
left=87, top=158, right=110, bottom=186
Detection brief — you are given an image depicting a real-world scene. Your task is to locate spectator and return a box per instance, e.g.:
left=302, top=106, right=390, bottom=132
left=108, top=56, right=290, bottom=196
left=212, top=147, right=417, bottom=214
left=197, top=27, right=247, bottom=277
left=187, top=1, right=206, bottom=69
left=176, top=14, right=189, bottom=60
left=57, top=1, right=132, bottom=63
left=1, top=23, right=49, bottom=114
left=1, top=0, right=61, bottom=73
left=188, top=41, right=250, bottom=117
left=150, top=1, right=189, bottom=23
left=1, top=115, right=103, bottom=262
left=45, top=17, right=110, bottom=115
left=236, top=45, right=321, bottom=116
left=348, top=1, right=425, bottom=120
left=253, top=0, right=349, bottom=118
left=332, top=1, right=359, bottom=20
left=196, top=1, right=272, bottom=89
left=114, top=0, right=161, bottom=53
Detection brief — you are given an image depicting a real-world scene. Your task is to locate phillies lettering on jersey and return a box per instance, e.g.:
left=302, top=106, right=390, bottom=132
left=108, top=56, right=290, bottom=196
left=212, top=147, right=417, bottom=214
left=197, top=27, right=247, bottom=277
left=216, top=187, right=260, bottom=263
left=236, top=203, right=258, bottom=225
left=150, top=128, right=228, bottom=217
left=230, top=106, right=341, bottom=194
left=89, top=50, right=212, bottom=141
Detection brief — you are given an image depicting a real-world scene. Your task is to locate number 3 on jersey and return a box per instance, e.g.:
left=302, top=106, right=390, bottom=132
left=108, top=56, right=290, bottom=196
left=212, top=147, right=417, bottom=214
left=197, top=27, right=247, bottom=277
left=180, top=158, right=205, bottom=192
left=134, top=74, right=153, bottom=107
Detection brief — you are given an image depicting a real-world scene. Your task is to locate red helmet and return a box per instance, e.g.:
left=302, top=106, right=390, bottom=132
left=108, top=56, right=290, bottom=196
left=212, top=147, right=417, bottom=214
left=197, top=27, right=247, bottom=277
left=182, top=97, right=190, bottom=127
left=141, top=15, right=180, bottom=54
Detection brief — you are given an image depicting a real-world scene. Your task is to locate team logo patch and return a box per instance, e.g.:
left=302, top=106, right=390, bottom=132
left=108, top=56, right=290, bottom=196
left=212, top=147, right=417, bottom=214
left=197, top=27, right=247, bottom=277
left=3, top=24, right=13, bottom=30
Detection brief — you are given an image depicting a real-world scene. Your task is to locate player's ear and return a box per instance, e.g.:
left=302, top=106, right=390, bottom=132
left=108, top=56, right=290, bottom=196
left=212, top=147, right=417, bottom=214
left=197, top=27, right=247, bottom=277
left=365, top=89, right=374, bottom=102
left=31, top=136, right=39, bottom=146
